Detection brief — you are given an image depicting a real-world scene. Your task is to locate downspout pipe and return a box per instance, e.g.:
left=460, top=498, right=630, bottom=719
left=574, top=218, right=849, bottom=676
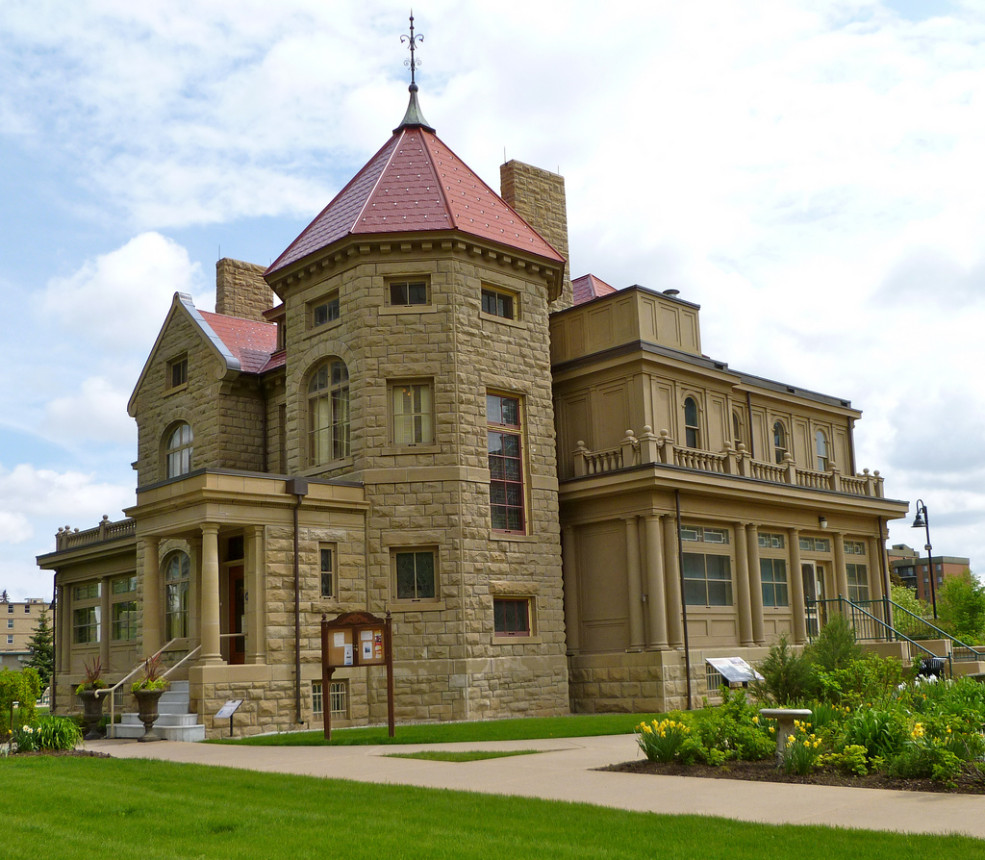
left=286, top=477, right=309, bottom=724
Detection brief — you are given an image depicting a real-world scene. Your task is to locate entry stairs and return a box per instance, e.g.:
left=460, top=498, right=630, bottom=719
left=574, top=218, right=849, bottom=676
left=112, top=680, right=206, bottom=742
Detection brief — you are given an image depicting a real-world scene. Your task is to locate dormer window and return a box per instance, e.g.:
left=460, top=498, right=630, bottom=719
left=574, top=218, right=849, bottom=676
left=168, top=355, right=187, bottom=389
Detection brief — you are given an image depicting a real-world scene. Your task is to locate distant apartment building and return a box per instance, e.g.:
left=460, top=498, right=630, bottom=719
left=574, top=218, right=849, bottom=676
left=888, top=543, right=970, bottom=604
left=0, top=596, right=50, bottom=671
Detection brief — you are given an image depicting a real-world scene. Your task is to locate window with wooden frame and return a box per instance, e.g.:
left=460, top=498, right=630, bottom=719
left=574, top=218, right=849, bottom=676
left=319, top=544, right=336, bottom=599
left=167, top=354, right=187, bottom=389
left=387, top=278, right=430, bottom=307
left=307, top=358, right=350, bottom=464
left=773, top=421, right=788, bottom=465
left=487, top=392, right=525, bottom=533
left=165, top=422, right=194, bottom=478
left=389, top=380, right=434, bottom=446
left=481, top=286, right=517, bottom=320
left=72, top=581, right=101, bottom=644
left=310, top=291, right=340, bottom=328
left=684, top=397, right=701, bottom=448
left=393, top=548, right=437, bottom=602
left=110, top=575, right=138, bottom=641
left=493, top=597, right=531, bottom=637
left=815, top=428, right=829, bottom=471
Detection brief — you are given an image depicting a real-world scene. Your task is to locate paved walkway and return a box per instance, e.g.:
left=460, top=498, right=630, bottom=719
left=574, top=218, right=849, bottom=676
left=88, top=734, right=985, bottom=839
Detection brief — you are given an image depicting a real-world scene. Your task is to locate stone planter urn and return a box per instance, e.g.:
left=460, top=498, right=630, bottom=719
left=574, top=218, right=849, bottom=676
left=133, top=688, right=165, bottom=743
left=77, top=689, right=105, bottom=741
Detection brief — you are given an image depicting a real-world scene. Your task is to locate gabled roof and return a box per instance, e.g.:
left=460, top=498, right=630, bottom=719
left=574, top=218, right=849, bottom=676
left=572, top=274, right=617, bottom=305
left=266, top=126, right=564, bottom=277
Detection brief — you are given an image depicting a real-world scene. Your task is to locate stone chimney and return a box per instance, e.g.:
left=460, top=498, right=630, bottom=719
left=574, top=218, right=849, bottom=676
left=500, top=160, right=572, bottom=310
left=215, top=258, right=273, bottom=322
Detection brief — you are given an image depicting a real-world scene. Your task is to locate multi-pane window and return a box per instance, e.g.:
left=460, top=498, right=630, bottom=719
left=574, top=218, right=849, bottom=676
left=847, top=563, right=869, bottom=602
left=168, top=355, right=187, bottom=389
left=815, top=429, right=829, bottom=471
left=320, top=545, right=335, bottom=599
left=308, top=359, right=350, bottom=464
left=799, top=536, right=831, bottom=553
left=732, top=410, right=744, bottom=447
left=683, top=553, right=733, bottom=606
left=758, top=532, right=785, bottom=549
left=388, top=279, right=429, bottom=307
left=6, top=635, right=12, bottom=644
left=760, top=558, right=789, bottom=607
left=7, top=618, right=13, bottom=629
left=312, top=680, right=348, bottom=718
left=311, top=292, right=340, bottom=327
left=111, top=575, right=138, bottom=641
left=493, top=598, right=531, bottom=637
left=844, top=540, right=866, bottom=555
left=390, top=381, right=433, bottom=445
left=166, top=423, right=194, bottom=478
left=487, top=393, right=525, bottom=532
left=773, top=421, right=788, bottom=464
left=681, top=526, right=729, bottom=545
left=684, top=397, right=700, bottom=448
left=481, top=287, right=516, bottom=320
left=164, top=552, right=190, bottom=639
left=72, top=581, right=101, bottom=644
left=394, top=550, right=436, bottom=601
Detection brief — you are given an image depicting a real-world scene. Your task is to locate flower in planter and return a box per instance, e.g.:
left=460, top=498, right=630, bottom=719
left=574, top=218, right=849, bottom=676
left=131, top=654, right=170, bottom=694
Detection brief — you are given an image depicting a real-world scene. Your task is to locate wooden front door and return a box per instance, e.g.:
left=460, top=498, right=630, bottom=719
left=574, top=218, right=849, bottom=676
left=228, top=565, right=245, bottom=665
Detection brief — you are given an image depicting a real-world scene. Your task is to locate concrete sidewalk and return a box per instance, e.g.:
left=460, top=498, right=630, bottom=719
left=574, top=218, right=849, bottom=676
left=88, top=734, right=985, bottom=839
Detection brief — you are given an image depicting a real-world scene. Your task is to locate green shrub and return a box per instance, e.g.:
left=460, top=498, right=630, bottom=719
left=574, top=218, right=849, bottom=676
left=825, top=744, right=869, bottom=776
left=842, top=707, right=908, bottom=761
left=689, top=689, right=775, bottom=763
left=753, top=636, right=814, bottom=705
left=0, top=668, right=41, bottom=736
left=31, top=716, right=82, bottom=751
left=804, top=614, right=863, bottom=675
left=815, top=654, right=907, bottom=707
left=886, top=730, right=964, bottom=783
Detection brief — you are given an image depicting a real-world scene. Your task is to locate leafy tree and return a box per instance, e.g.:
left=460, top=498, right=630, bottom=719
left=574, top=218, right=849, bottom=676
left=889, top=584, right=932, bottom=638
left=25, top=607, right=54, bottom=691
left=936, top=570, right=985, bottom=644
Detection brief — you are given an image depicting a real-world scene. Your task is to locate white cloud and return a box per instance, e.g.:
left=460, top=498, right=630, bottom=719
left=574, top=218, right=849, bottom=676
left=43, top=377, right=136, bottom=446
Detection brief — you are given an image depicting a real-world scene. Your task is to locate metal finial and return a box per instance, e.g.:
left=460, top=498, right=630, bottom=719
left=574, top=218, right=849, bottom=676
left=401, top=12, right=423, bottom=89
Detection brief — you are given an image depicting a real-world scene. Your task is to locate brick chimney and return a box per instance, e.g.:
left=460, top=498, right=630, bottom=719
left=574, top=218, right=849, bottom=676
left=215, top=258, right=273, bottom=322
left=500, top=160, right=572, bottom=310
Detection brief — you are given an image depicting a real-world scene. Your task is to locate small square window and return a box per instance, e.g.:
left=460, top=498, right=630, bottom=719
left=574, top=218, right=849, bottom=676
left=388, top=279, right=430, bottom=307
left=481, top=287, right=517, bottom=320
left=493, top=597, right=531, bottom=637
left=311, top=292, right=340, bottom=327
left=168, top=355, right=188, bottom=389
left=393, top=549, right=437, bottom=601
left=320, top=545, right=336, bottom=599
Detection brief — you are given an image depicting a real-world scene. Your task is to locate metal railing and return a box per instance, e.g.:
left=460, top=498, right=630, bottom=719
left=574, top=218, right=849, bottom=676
left=809, top=596, right=953, bottom=677
left=103, top=639, right=201, bottom=737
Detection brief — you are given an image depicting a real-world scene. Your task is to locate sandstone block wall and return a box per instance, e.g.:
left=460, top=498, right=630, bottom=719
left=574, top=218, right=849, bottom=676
left=216, top=258, right=273, bottom=323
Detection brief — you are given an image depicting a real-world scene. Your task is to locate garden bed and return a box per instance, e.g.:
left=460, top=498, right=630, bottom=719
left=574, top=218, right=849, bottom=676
left=606, top=757, right=985, bottom=794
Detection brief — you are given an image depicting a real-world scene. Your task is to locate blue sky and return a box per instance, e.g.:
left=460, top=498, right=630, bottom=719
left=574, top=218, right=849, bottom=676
left=3, top=0, right=985, bottom=599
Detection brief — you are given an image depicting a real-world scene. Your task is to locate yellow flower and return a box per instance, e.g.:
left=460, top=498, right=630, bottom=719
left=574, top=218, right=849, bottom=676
left=752, top=715, right=759, bottom=725
left=642, top=724, right=652, bottom=734
left=769, top=726, right=775, bottom=734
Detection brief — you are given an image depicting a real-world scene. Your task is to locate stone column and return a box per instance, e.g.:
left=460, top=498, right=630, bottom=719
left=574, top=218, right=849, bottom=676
left=56, top=584, right=69, bottom=678
left=788, top=528, right=807, bottom=644
left=625, top=517, right=645, bottom=651
left=663, top=516, right=683, bottom=647
left=141, top=537, right=161, bottom=655
left=747, top=524, right=765, bottom=645
left=246, top=526, right=267, bottom=664
left=200, top=524, right=222, bottom=664
left=643, top=515, right=668, bottom=648
left=561, top=526, right=580, bottom=653
left=99, top=576, right=111, bottom=670
left=866, top=536, right=883, bottom=602
left=734, top=524, right=754, bottom=646
left=833, top=533, right=849, bottom=602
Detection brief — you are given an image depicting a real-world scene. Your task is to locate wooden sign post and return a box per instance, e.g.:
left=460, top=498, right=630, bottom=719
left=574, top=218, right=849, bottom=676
left=320, top=610, right=394, bottom=741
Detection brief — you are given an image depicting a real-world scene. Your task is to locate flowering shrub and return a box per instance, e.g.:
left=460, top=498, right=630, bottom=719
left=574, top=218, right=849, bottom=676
left=12, top=724, right=38, bottom=752
left=11, top=716, right=82, bottom=753
left=783, top=719, right=824, bottom=775
left=636, top=717, right=691, bottom=762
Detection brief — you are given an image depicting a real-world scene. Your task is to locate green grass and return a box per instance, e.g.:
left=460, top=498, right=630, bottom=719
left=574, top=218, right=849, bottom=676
left=385, top=749, right=540, bottom=762
left=3, top=758, right=982, bottom=859
left=213, top=712, right=650, bottom=746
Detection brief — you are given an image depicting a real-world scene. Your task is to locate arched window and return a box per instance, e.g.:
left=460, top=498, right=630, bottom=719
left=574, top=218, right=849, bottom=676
left=166, top=423, right=193, bottom=478
left=308, top=359, right=350, bottom=464
left=815, top=429, right=829, bottom=471
left=684, top=397, right=700, bottom=449
left=773, top=421, right=788, bottom=465
left=732, top=410, right=744, bottom=447
left=164, top=552, right=190, bottom=639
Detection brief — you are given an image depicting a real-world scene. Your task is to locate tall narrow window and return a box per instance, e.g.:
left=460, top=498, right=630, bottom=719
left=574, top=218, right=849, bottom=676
left=166, top=423, right=194, bottom=478
left=846, top=563, right=869, bottom=602
left=167, top=355, right=187, bottom=389
left=164, top=552, right=190, bottom=639
left=760, top=558, right=789, bottom=607
left=320, top=545, right=336, bottom=599
left=308, top=359, right=350, bottom=464
left=773, top=421, right=788, bottom=465
left=390, top=381, right=433, bottom=445
left=732, top=410, right=744, bottom=447
left=394, top=549, right=436, bottom=601
left=487, top=393, right=525, bottom=532
left=684, top=397, right=700, bottom=448
left=815, top=429, right=829, bottom=471
left=72, top=581, right=101, bottom=644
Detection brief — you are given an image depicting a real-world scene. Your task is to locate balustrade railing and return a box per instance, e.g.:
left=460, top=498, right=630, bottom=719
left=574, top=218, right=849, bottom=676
left=55, top=515, right=135, bottom=551
left=570, top=427, right=886, bottom=499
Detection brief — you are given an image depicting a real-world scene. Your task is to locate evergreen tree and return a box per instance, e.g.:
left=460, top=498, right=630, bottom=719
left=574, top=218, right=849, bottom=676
left=25, top=607, right=54, bottom=691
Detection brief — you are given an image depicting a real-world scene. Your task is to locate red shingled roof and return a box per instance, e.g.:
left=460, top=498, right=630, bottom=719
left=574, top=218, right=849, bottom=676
left=199, top=311, right=278, bottom=374
left=267, top=126, right=564, bottom=276
left=572, top=274, right=617, bottom=305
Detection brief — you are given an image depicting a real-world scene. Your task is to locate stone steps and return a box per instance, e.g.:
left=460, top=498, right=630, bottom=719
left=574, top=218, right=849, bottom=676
left=110, top=680, right=206, bottom=742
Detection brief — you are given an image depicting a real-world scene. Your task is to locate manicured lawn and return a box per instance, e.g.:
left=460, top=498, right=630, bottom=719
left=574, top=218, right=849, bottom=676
left=213, top=712, right=651, bottom=746
left=4, top=758, right=983, bottom=859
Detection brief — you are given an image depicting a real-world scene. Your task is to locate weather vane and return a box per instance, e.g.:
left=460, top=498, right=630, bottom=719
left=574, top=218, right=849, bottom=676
left=401, top=12, right=423, bottom=88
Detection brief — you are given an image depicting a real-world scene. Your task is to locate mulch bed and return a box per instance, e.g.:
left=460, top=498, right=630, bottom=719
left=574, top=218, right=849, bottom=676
left=6, top=749, right=110, bottom=758
left=604, top=757, right=985, bottom=795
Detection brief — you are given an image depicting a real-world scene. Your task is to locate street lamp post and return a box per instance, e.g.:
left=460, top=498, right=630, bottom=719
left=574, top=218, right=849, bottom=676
left=911, top=499, right=937, bottom=619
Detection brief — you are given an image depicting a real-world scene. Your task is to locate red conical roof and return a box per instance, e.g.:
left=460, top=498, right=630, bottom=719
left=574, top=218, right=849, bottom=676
left=266, top=126, right=564, bottom=277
